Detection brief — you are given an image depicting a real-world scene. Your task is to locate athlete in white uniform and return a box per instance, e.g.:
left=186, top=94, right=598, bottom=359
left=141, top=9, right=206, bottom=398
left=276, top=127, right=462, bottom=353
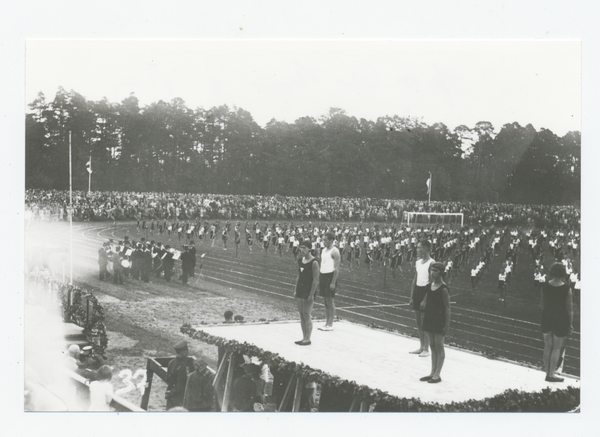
left=410, top=240, right=435, bottom=357
left=318, top=232, right=340, bottom=331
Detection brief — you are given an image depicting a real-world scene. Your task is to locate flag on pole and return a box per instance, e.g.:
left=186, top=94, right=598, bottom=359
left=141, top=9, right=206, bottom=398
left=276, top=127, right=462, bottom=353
left=426, top=176, right=431, bottom=195
left=86, top=157, right=92, bottom=174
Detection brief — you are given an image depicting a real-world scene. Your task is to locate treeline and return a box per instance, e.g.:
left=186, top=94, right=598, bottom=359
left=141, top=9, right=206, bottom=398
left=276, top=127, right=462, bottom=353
left=25, top=88, right=580, bottom=205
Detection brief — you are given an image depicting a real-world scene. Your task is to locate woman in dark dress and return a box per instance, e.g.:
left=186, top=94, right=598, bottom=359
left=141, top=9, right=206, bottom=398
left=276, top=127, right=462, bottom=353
left=541, top=262, right=573, bottom=382
left=294, top=240, right=320, bottom=346
left=419, top=262, right=451, bottom=384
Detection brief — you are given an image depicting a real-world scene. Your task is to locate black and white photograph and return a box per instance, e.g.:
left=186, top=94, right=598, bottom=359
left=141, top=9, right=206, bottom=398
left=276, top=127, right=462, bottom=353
left=6, top=1, right=599, bottom=434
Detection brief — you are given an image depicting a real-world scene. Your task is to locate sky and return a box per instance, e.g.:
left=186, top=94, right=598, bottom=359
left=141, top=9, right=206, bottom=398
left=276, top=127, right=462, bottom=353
left=26, top=40, right=581, bottom=136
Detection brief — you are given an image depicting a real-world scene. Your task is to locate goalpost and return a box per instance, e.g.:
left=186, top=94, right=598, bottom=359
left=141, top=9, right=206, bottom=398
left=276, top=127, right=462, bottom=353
left=402, top=212, right=464, bottom=227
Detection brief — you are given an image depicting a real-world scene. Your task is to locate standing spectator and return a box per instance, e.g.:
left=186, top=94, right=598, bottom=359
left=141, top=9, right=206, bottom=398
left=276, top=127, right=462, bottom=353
left=232, top=364, right=262, bottom=412
left=166, top=341, right=195, bottom=410
left=183, top=359, right=215, bottom=412
left=294, top=240, right=319, bottom=346
left=540, top=263, right=573, bottom=383
left=419, top=262, right=451, bottom=384
left=409, top=240, right=435, bottom=357
left=317, top=232, right=341, bottom=332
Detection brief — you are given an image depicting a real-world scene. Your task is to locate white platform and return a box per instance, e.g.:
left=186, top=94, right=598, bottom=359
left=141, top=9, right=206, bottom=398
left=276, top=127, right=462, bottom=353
left=195, top=320, right=580, bottom=405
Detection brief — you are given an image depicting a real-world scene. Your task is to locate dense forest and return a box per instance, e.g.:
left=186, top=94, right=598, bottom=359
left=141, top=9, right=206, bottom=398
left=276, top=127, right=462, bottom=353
left=25, top=88, right=580, bottom=205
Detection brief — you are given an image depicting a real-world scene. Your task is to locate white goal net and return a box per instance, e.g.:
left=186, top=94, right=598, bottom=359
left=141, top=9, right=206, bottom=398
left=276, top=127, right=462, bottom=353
left=402, top=212, right=464, bottom=227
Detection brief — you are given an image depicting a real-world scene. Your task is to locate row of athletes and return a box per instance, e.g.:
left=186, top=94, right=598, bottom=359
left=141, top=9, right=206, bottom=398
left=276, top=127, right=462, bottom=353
left=97, top=236, right=200, bottom=285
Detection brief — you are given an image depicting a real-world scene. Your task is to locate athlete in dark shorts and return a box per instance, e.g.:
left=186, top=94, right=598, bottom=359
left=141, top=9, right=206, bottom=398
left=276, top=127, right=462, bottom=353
left=419, top=262, right=451, bottom=384
left=294, top=240, right=320, bottom=346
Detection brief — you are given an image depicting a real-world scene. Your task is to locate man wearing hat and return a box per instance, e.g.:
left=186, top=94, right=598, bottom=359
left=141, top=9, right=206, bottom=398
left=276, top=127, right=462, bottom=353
left=166, top=340, right=195, bottom=410
left=76, top=345, right=105, bottom=380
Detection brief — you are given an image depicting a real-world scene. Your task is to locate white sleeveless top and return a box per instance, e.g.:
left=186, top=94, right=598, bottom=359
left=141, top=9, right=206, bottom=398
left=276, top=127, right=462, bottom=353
left=415, top=258, right=434, bottom=286
left=320, top=246, right=336, bottom=274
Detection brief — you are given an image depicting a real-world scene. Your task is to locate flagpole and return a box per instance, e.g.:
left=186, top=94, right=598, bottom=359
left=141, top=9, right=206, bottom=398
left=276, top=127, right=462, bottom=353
left=69, top=131, right=73, bottom=285
left=428, top=172, right=431, bottom=203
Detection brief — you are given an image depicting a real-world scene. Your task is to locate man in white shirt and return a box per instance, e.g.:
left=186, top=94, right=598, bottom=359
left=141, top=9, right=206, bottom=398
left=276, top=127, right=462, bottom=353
left=318, top=232, right=341, bottom=331
left=409, top=240, right=435, bottom=357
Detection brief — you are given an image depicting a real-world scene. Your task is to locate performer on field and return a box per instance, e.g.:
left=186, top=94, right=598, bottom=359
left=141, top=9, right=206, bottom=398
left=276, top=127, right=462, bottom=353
left=409, top=240, right=435, bottom=357
left=294, top=240, right=319, bottom=346
left=318, top=232, right=340, bottom=331
left=419, top=262, right=451, bottom=384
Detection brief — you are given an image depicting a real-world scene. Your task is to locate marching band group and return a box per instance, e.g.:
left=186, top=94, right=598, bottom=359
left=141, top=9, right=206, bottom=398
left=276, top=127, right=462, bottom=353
left=97, top=236, right=200, bottom=285
left=99, top=216, right=580, bottom=293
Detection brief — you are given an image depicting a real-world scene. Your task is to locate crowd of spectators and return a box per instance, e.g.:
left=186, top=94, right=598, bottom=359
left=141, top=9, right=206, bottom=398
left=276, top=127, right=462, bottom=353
left=25, top=189, right=580, bottom=228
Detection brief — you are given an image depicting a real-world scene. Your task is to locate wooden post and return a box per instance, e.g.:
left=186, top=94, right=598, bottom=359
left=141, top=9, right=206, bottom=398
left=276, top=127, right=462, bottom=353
left=213, top=349, right=232, bottom=410
left=213, top=350, right=231, bottom=387
left=220, top=352, right=236, bottom=412
left=277, top=374, right=296, bottom=412
left=291, top=373, right=304, bottom=412
left=140, top=368, right=154, bottom=410
left=86, top=298, right=91, bottom=325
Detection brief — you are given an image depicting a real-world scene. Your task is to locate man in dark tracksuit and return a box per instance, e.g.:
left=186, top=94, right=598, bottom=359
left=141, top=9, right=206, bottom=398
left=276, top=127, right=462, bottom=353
left=165, top=341, right=195, bottom=410
left=163, top=245, right=174, bottom=282
left=131, top=243, right=142, bottom=280
left=141, top=244, right=152, bottom=283
left=155, top=243, right=165, bottom=278
left=189, top=241, right=197, bottom=277
left=180, top=246, right=193, bottom=285
left=112, top=250, right=124, bottom=284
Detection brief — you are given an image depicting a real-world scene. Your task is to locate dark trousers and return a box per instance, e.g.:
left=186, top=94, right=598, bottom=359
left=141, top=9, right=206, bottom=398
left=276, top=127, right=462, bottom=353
left=113, top=270, right=123, bottom=284
left=181, top=267, right=191, bottom=284
left=99, top=264, right=109, bottom=280
left=141, top=268, right=150, bottom=283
